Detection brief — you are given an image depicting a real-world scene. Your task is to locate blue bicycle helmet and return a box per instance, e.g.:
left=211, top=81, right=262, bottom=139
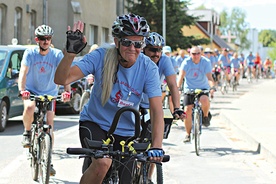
left=112, top=13, right=150, bottom=38
left=145, top=32, right=165, bottom=47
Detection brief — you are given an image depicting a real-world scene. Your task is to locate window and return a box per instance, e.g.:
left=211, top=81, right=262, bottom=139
left=101, top=27, right=110, bottom=44
left=0, top=4, right=7, bottom=44
left=89, top=25, right=98, bottom=45
left=14, top=7, right=22, bottom=44
left=28, top=10, right=36, bottom=44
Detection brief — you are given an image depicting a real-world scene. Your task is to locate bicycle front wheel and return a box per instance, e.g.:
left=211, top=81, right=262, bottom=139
left=39, top=133, right=52, bottom=184
left=30, top=130, right=39, bottom=181
left=194, top=111, right=201, bottom=156
left=132, top=161, right=148, bottom=184
left=150, top=163, right=163, bottom=184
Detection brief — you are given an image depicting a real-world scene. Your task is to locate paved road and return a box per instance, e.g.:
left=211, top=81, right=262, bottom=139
left=1, top=78, right=276, bottom=183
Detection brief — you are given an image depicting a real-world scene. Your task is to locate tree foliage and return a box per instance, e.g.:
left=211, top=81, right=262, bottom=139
left=124, top=0, right=209, bottom=50
left=219, top=8, right=250, bottom=52
left=259, top=30, right=276, bottom=47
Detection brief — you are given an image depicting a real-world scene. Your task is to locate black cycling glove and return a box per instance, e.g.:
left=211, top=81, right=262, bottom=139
left=66, top=29, right=87, bottom=54
left=172, top=108, right=185, bottom=119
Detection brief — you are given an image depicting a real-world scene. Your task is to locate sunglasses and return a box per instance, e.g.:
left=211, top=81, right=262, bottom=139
left=120, top=38, right=144, bottom=48
left=148, top=47, right=162, bottom=53
left=191, top=52, right=200, bottom=56
left=38, top=37, right=52, bottom=41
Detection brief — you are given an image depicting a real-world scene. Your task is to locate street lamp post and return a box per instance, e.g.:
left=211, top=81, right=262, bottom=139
left=163, top=0, right=166, bottom=45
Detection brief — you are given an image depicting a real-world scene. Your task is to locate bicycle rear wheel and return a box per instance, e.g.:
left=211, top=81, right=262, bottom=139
left=194, top=110, right=201, bottom=156
left=39, top=133, right=52, bottom=184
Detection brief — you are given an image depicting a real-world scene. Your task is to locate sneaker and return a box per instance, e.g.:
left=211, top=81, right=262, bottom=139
left=148, top=179, right=154, bottom=184
left=183, top=135, right=190, bottom=143
left=50, top=164, right=56, bottom=176
left=202, top=117, right=210, bottom=127
left=22, top=131, right=31, bottom=148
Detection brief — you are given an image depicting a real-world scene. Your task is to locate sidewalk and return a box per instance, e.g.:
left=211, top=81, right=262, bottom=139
left=217, top=78, right=276, bottom=165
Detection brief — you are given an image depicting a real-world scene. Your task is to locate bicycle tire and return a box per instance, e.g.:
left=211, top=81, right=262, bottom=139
left=194, top=110, right=200, bottom=156
left=39, top=133, right=52, bottom=184
left=30, top=130, right=39, bottom=181
left=131, top=160, right=141, bottom=184
left=151, top=163, right=163, bottom=184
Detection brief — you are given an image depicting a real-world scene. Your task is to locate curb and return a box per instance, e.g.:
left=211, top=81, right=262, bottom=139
left=220, top=111, right=276, bottom=167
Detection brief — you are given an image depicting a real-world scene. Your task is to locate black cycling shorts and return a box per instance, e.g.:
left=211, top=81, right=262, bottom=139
left=79, top=121, right=135, bottom=184
left=183, top=92, right=209, bottom=106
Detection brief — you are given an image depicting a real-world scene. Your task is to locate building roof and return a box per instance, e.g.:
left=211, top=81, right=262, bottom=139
left=195, top=22, right=233, bottom=50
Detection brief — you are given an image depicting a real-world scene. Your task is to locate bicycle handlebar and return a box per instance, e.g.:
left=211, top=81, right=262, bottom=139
left=184, top=89, right=210, bottom=95
left=66, top=147, right=170, bottom=162
left=107, top=106, right=141, bottom=145
left=28, top=94, right=62, bottom=102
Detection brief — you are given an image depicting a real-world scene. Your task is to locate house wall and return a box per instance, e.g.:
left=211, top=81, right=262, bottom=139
left=182, top=25, right=221, bottom=51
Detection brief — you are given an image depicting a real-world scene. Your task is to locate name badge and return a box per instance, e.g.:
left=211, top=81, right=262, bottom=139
left=118, top=99, right=134, bottom=107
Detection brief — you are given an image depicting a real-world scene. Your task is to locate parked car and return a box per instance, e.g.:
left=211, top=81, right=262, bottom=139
left=56, top=56, right=86, bottom=114
left=0, top=45, right=28, bottom=132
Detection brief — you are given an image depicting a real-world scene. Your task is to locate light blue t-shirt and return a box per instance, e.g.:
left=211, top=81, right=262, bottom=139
left=231, top=58, right=240, bottom=69
left=246, top=55, right=255, bottom=66
left=175, top=55, right=186, bottom=72
left=22, top=47, right=63, bottom=96
left=218, top=54, right=231, bottom=67
left=75, top=47, right=161, bottom=136
left=180, top=56, right=212, bottom=93
left=140, top=54, right=176, bottom=108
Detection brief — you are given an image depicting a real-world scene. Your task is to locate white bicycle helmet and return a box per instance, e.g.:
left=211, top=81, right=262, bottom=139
left=145, top=32, right=165, bottom=47
left=35, top=25, right=54, bottom=37
left=112, top=13, right=150, bottom=38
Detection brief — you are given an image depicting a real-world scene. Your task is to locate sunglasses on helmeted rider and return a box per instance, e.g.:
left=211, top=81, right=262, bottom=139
left=38, top=36, right=52, bottom=41
left=119, top=38, right=144, bottom=48
left=147, top=47, right=162, bottom=53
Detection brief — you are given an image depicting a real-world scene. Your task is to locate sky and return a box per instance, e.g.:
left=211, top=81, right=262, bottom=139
left=187, top=0, right=276, bottom=31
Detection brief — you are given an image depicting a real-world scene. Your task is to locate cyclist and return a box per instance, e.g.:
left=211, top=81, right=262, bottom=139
left=54, top=14, right=165, bottom=184
left=263, top=57, right=272, bottom=78
left=175, top=49, right=187, bottom=74
left=245, top=51, right=255, bottom=79
left=142, top=32, right=184, bottom=116
left=177, top=46, right=216, bottom=143
left=254, top=52, right=262, bottom=79
left=218, top=48, right=232, bottom=85
left=163, top=45, right=178, bottom=73
left=18, top=25, right=71, bottom=175
left=230, top=52, right=241, bottom=84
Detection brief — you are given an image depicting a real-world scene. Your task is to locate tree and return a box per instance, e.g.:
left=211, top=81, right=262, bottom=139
left=259, top=30, right=276, bottom=47
left=267, top=42, right=276, bottom=61
left=125, top=0, right=209, bottom=50
left=219, top=7, right=250, bottom=52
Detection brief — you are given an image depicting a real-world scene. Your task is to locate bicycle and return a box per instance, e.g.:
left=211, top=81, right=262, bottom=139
left=231, top=73, right=238, bottom=92
left=185, top=89, right=209, bottom=156
left=67, top=106, right=170, bottom=184
left=27, top=94, right=62, bottom=184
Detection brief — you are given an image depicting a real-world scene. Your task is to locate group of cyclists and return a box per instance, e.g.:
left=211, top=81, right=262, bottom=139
left=18, top=12, right=276, bottom=183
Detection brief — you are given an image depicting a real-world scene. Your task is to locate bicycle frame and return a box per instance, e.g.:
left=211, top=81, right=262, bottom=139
left=67, top=106, right=170, bottom=184
left=186, top=89, right=209, bottom=156
left=28, top=95, right=60, bottom=184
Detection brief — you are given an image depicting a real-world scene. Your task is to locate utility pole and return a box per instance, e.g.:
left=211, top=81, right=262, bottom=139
left=163, top=0, right=166, bottom=45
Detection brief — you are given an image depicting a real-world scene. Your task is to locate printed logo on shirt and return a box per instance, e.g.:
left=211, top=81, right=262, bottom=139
left=40, top=66, right=46, bottom=73
left=111, top=90, right=122, bottom=103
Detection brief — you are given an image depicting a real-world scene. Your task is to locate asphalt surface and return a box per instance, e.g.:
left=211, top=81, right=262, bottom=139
left=215, top=78, right=276, bottom=166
